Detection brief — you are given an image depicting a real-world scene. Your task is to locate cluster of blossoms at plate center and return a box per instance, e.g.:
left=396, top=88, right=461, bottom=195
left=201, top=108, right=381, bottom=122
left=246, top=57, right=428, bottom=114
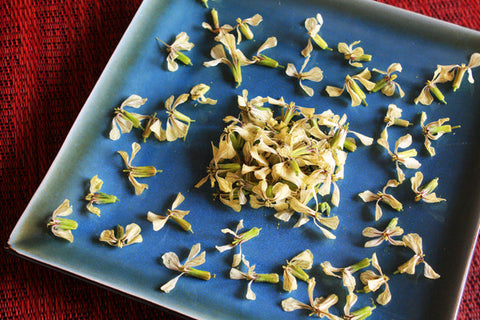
left=196, top=90, right=373, bottom=238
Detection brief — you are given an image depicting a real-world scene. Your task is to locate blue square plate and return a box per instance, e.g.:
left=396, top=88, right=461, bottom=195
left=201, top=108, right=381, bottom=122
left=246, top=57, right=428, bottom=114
left=8, top=0, right=480, bottom=319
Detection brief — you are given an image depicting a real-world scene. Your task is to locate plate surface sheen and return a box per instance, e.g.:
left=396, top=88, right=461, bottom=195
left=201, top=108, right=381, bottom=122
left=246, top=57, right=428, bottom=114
left=8, top=0, right=480, bottom=319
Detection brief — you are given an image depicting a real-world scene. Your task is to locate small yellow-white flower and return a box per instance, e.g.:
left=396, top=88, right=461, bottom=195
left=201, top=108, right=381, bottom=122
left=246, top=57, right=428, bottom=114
left=160, top=243, right=214, bottom=293
left=377, top=129, right=421, bottom=183
left=252, top=37, right=282, bottom=69
left=383, top=104, right=411, bottom=128
left=281, top=278, right=341, bottom=319
left=303, top=13, right=331, bottom=52
left=414, top=65, right=454, bottom=105
left=216, top=219, right=261, bottom=267
left=203, top=33, right=255, bottom=87
left=358, top=179, right=403, bottom=221
left=320, top=258, right=371, bottom=295
left=147, top=192, right=192, bottom=233
left=47, top=199, right=77, bottom=242
left=156, top=32, right=194, bottom=72
left=443, top=52, right=480, bottom=91
left=396, top=233, right=440, bottom=279
left=109, top=95, right=148, bottom=141
left=282, top=249, right=313, bottom=292
left=99, top=223, right=142, bottom=248
left=338, top=41, right=372, bottom=67
left=165, top=93, right=194, bottom=141
left=235, top=14, right=262, bottom=43
left=286, top=55, right=324, bottom=97
left=230, top=255, right=279, bottom=300
left=325, top=68, right=375, bottom=106
left=202, top=8, right=234, bottom=41
left=362, top=218, right=404, bottom=247
left=372, top=63, right=405, bottom=97
left=84, top=175, right=118, bottom=216
left=360, top=253, right=391, bottom=305
left=420, top=111, right=460, bottom=157
left=410, top=171, right=445, bottom=203
left=118, top=142, right=162, bottom=195
left=190, top=83, right=217, bottom=105
left=142, top=113, right=166, bottom=142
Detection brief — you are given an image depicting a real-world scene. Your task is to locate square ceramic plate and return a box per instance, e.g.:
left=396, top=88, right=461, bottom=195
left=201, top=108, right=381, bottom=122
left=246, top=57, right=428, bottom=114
left=8, top=0, right=480, bottom=319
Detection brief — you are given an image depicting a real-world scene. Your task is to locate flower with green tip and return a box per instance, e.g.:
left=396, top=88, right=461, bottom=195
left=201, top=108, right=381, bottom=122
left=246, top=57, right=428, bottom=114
left=118, top=142, right=162, bottom=195
left=420, top=111, right=460, bottom=157
left=362, top=218, right=404, bottom=247
left=338, top=41, right=372, bottom=68
left=360, top=253, right=391, bottom=305
left=372, top=63, right=405, bottom=97
left=85, top=175, right=118, bottom=216
left=410, top=171, right=445, bottom=203
left=303, top=13, right=331, bottom=52
left=47, top=199, right=77, bottom=242
left=99, top=223, right=143, bottom=248
left=377, top=129, right=421, bottom=183
left=325, top=68, right=375, bottom=106
left=282, top=249, right=313, bottom=292
left=230, top=255, right=279, bottom=300
left=414, top=65, right=454, bottom=105
left=216, top=219, right=261, bottom=267
left=165, top=93, right=194, bottom=141
left=142, top=112, right=166, bottom=142
left=358, top=179, right=403, bottom=221
left=161, top=243, right=214, bottom=293
left=156, top=32, right=194, bottom=72
left=202, top=8, right=234, bottom=41
left=383, top=104, right=411, bottom=128
left=203, top=33, right=255, bottom=87
left=252, top=37, right=283, bottom=69
left=147, top=192, right=192, bottom=233
left=235, top=14, right=262, bottom=43
left=109, top=95, right=148, bottom=141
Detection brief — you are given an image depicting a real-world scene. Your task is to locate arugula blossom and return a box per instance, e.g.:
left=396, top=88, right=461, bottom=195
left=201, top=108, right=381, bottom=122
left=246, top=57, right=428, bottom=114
left=84, top=175, right=118, bottom=216
left=118, top=142, right=162, bottom=195
left=216, top=220, right=261, bottom=267
left=440, top=52, right=480, bottom=91
left=281, top=278, right=342, bottom=320
left=286, top=55, right=324, bottom=97
left=202, top=8, right=234, bottom=41
left=99, top=223, right=142, bottom=248
left=371, top=63, right=405, bottom=97
left=377, top=129, right=421, bottom=183
left=410, top=172, right=445, bottom=203
left=142, top=113, right=166, bottom=142
left=420, top=111, right=460, bottom=157
left=344, top=303, right=376, bottom=320
left=109, top=94, right=148, bottom=141
left=383, top=104, right=411, bottom=128
left=325, top=68, right=375, bottom=106
left=161, top=243, right=214, bottom=293
left=204, top=33, right=255, bottom=87
left=362, top=218, right=404, bottom=247
left=252, top=37, right=282, bottom=69
left=230, top=255, right=279, bottom=300
left=47, top=199, right=77, bottom=242
left=156, top=32, right=194, bottom=72
left=282, top=249, right=313, bottom=292
left=165, top=93, right=194, bottom=141
left=360, top=253, right=391, bottom=305
left=147, top=192, right=192, bottom=233
left=396, top=233, right=440, bottom=279
left=358, top=179, right=403, bottom=221
left=338, top=41, right=372, bottom=67
left=235, top=14, right=263, bottom=43
left=190, top=84, right=217, bottom=105
left=414, top=65, right=454, bottom=105
left=303, top=13, right=331, bottom=52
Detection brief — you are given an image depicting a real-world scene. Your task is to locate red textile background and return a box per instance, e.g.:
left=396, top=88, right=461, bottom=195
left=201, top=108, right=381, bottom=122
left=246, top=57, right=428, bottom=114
left=1, top=0, right=479, bottom=319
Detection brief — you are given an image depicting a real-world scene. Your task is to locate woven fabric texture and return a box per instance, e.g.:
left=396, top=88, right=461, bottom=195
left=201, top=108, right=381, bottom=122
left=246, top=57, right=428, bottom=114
left=1, top=0, right=479, bottom=319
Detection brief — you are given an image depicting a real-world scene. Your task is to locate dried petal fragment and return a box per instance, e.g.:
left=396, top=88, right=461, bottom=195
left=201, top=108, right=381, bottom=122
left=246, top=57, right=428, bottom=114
left=190, top=84, right=217, bottom=105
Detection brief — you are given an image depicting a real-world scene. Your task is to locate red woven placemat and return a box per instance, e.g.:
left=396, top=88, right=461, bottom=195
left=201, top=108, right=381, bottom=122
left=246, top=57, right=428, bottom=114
left=1, top=1, right=479, bottom=319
